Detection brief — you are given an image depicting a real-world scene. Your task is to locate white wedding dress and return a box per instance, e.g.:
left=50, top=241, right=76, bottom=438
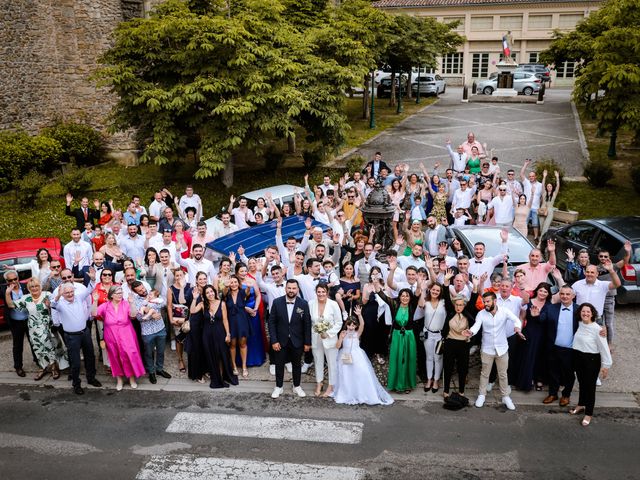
left=332, top=333, right=394, bottom=406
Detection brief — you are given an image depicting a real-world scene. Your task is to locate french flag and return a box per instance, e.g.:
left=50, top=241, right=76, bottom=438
left=502, top=35, right=511, bottom=56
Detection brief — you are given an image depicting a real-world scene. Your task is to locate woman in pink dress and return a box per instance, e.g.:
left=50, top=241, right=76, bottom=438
left=92, top=285, right=146, bottom=391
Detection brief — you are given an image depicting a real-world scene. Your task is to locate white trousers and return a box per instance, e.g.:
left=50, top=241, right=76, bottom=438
left=312, top=342, right=338, bottom=386
left=424, top=331, right=443, bottom=381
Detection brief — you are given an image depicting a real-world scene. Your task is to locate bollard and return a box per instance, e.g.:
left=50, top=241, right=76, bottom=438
left=462, top=84, right=469, bottom=103
left=472, top=81, right=477, bottom=95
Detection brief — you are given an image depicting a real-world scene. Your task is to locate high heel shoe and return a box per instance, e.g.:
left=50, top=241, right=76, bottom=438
left=581, top=416, right=592, bottom=426
left=51, top=363, right=60, bottom=380
left=34, top=369, right=48, bottom=381
left=569, top=406, right=585, bottom=415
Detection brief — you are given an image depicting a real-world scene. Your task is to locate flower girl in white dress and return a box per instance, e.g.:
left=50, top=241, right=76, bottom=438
left=333, top=306, right=394, bottom=406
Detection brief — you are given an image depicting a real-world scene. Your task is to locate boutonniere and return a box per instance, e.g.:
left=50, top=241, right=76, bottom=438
left=296, top=307, right=304, bottom=314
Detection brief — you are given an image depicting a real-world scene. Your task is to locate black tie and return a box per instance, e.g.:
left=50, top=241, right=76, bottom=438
left=562, top=307, right=570, bottom=311
left=475, top=260, right=482, bottom=264
left=276, top=284, right=283, bottom=288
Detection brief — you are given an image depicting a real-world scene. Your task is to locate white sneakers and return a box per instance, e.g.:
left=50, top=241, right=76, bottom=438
left=486, top=382, right=494, bottom=392
left=502, top=396, right=516, bottom=411
left=286, top=362, right=293, bottom=373
left=293, top=386, right=307, bottom=397
left=271, top=386, right=307, bottom=398
left=269, top=364, right=276, bottom=376
left=469, top=345, right=478, bottom=355
left=596, top=377, right=602, bottom=386
left=475, top=394, right=485, bottom=408
left=301, top=363, right=312, bottom=374
left=170, top=340, right=176, bottom=351
left=271, top=387, right=284, bottom=399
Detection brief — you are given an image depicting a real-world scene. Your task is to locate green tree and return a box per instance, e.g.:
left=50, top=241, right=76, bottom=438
left=541, top=0, right=640, bottom=153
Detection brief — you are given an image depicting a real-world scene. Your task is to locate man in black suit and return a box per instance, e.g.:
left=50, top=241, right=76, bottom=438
left=65, top=193, right=99, bottom=229
left=268, top=279, right=312, bottom=399
left=362, top=152, right=390, bottom=180
left=540, top=285, right=578, bottom=407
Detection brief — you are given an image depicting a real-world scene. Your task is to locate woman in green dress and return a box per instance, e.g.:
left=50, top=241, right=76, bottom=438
left=380, top=286, right=423, bottom=393
left=4, top=278, right=69, bottom=380
left=467, top=146, right=482, bottom=174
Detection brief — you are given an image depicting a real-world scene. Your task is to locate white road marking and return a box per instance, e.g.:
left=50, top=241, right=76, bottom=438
left=136, top=455, right=367, bottom=480
left=0, top=432, right=101, bottom=456
left=166, top=412, right=364, bottom=444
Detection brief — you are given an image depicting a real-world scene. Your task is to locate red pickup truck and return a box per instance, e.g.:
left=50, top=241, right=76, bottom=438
left=0, top=237, right=64, bottom=327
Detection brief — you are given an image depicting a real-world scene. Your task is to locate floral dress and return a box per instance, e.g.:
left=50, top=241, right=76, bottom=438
left=14, top=293, right=69, bottom=370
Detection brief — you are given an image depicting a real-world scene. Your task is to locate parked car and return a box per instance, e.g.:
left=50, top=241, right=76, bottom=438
left=0, top=237, right=64, bottom=327
left=204, top=184, right=302, bottom=233
left=376, top=77, right=400, bottom=98
left=541, top=216, right=640, bottom=304
left=411, top=74, right=446, bottom=96
left=516, top=63, right=551, bottom=83
left=477, top=71, right=541, bottom=96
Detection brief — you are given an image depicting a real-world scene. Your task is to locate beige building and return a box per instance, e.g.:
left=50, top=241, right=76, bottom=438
left=372, top=0, right=601, bottom=85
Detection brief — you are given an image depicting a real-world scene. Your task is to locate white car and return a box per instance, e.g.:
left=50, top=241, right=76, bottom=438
left=410, top=74, right=446, bottom=96
left=204, top=184, right=302, bottom=232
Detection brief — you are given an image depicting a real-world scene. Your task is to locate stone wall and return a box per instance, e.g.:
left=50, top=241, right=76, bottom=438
left=0, top=0, right=145, bottom=159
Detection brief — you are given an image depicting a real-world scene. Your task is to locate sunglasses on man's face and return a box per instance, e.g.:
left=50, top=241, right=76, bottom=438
left=51, top=265, right=61, bottom=269
left=61, top=276, right=73, bottom=280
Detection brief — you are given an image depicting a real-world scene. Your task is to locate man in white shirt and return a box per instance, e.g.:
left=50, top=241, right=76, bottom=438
left=424, top=216, right=447, bottom=257
left=179, top=185, right=204, bottom=221
left=573, top=262, right=621, bottom=319
left=520, top=159, right=543, bottom=241
left=257, top=265, right=289, bottom=375
left=504, top=169, right=523, bottom=197
left=174, top=244, right=215, bottom=285
left=229, top=195, right=254, bottom=230
left=387, top=260, right=420, bottom=298
left=145, top=221, right=163, bottom=249
left=451, top=178, right=476, bottom=213
left=445, top=139, right=467, bottom=173
left=465, top=291, right=524, bottom=410
left=488, top=186, right=515, bottom=226
left=148, top=191, right=167, bottom=222
left=212, top=211, right=240, bottom=239
left=467, top=229, right=509, bottom=280
left=64, top=228, right=93, bottom=273
left=119, top=224, right=146, bottom=263
left=147, top=229, right=178, bottom=260
left=344, top=171, right=366, bottom=192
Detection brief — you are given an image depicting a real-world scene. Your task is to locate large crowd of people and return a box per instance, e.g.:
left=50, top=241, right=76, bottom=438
left=3, top=131, right=630, bottom=426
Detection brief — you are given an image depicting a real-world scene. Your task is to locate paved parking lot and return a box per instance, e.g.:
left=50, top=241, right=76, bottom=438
left=357, top=88, right=585, bottom=176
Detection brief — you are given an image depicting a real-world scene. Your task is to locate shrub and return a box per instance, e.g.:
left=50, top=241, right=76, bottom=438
left=264, top=147, right=285, bottom=172
left=583, top=158, right=614, bottom=188
left=16, top=170, right=46, bottom=208
left=632, top=166, right=640, bottom=195
left=534, top=157, right=565, bottom=187
left=59, top=166, right=92, bottom=196
left=0, top=130, right=62, bottom=190
left=302, top=149, right=324, bottom=170
left=42, top=121, right=105, bottom=167
left=346, top=154, right=366, bottom=174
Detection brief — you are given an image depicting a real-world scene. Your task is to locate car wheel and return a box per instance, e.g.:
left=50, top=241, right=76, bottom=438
left=483, top=86, right=493, bottom=95
left=523, top=87, right=534, bottom=96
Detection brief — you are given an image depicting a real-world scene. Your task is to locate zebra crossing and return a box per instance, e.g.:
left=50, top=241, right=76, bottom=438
left=136, top=412, right=368, bottom=479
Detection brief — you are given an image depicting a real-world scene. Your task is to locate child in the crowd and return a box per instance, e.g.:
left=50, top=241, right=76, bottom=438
left=332, top=306, right=394, bottom=406
left=139, top=289, right=164, bottom=320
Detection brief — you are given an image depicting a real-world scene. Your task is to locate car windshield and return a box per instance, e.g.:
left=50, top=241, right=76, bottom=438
left=457, top=228, right=533, bottom=264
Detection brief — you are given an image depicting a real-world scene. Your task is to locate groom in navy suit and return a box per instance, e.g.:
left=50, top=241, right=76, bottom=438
left=541, top=285, right=579, bottom=407
left=268, top=279, right=312, bottom=399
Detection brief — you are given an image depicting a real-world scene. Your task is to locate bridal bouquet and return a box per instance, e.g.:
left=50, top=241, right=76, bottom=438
left=313, top=318, right=331, bottom=334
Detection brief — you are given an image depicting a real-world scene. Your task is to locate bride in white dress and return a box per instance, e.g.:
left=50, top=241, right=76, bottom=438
left=333, top=306, right=394, bottom=406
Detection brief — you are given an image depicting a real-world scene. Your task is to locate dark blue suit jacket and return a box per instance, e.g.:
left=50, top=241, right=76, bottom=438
left=268, top=296, right=312, bottom=349
left=541, top=301, right=579, bottom=347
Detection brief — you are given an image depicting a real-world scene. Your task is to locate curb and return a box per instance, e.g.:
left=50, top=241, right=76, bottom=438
left=327, top=98, right=441, bottom=167
left=571, top=100, right=590, bottom=163
left=1, top=373, right=637, bottom=409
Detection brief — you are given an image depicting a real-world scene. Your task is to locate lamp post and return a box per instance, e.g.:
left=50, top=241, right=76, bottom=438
left=369, top=69, right=376, bottom=129
left=415, top=65, right=421, bottom=104
left=396, top=70, right=404, bottom=114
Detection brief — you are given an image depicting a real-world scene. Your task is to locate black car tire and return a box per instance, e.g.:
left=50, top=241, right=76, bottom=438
left=483, top=86, right=493, bottom=95
left=523, top=87, right=534, bottom=96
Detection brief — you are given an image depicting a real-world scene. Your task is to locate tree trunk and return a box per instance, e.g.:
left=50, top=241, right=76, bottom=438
left=222, top=155, right=234, bottom=188
left=405, top=72, right=412, bottom=99
left=362, top=74, right=370, bottom=120
left=287, top=133, right=296, bottom=154
left=389, top=71, right=396, bottom=107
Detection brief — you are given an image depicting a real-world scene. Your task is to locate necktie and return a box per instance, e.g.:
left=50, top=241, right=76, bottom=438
left=562, top=307, right=570, bottom=311
left=475, top=260, right=482, bottom=264
left=275, top=284, right=283, bottom=288
left=83, top=208, right=88, bottom=221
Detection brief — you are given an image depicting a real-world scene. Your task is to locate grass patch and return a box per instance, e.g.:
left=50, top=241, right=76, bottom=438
left=556, top=106, right=639, bottom=219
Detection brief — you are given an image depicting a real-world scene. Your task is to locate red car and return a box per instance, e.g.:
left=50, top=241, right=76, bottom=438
left=0, top=237, right=64, bottom=327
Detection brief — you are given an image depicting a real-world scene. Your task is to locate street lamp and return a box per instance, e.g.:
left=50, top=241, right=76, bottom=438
left=396, top=70, right=404, bottom=114
left=369, top=69, right=376, bottom=129
left=415, top=65, right=421, bottom=104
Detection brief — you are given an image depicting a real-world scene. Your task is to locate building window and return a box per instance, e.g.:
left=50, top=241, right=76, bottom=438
left=529, top=52, right=540, bottom=63
left=441, top=53, right=463, bottom=75
left=499, top=15, right=522, bottom=30
left=443, top=16, right=465, bottom=31
left=558, top=13, right=584, bottom=29
left=472, top=53, right=489, bottom=78
left=528, top=15, right=552, bottom=29
left=470, top=16, right=493, bottom=31
left=557, top=61, right=576, bottom=78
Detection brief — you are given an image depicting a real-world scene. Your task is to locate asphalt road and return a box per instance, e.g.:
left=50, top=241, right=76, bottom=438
left=357, top=88, right=586, bottom=176
left=0, top=385, right=638, bottom=480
